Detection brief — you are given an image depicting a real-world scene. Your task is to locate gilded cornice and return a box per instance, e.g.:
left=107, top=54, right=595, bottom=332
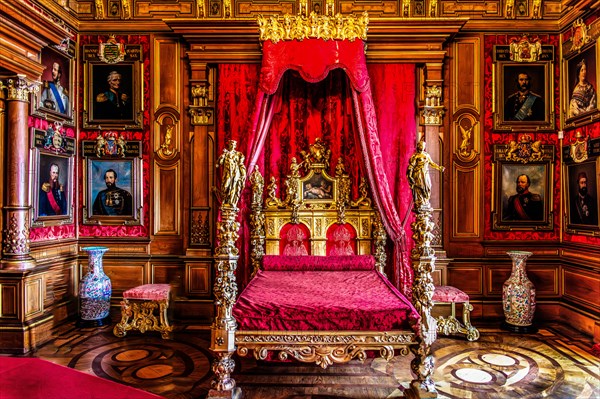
left=0, top=0, right=72, bottom=42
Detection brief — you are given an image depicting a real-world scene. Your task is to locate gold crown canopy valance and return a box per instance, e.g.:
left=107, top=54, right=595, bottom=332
left=257, top=11, right=369, bottom=43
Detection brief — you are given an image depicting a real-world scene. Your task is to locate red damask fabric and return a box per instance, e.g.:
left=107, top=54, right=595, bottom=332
left=233, top=268, right=419, bottom=331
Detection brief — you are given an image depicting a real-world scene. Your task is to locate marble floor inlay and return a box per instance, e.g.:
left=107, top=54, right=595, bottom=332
left=8, top=321, right=600, bottom=399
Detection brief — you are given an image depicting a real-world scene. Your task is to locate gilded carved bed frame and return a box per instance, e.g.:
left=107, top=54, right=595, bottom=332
left=208, top=138, right=439, bottom=399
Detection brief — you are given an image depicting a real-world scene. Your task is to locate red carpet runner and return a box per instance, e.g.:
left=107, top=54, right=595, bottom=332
left=0, top=357, right=164, bottom=399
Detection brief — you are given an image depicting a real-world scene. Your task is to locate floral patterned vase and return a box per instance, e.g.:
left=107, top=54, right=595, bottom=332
left=78, top=246, right=112, bottom=327
left=502, top=250, right=537, bottom=333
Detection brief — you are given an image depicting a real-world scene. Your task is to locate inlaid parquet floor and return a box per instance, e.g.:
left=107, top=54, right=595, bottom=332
left=11, top=319, right=600, bottom=399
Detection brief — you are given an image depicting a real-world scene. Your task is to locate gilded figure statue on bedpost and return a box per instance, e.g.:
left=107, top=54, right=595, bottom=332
left=406, top=139, right=442, bottom=399
left=209, top=140, right=247, bottom=399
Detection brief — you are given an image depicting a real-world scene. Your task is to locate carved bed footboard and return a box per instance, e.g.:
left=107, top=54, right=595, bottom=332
left=236, top=330, right=416, bottom=369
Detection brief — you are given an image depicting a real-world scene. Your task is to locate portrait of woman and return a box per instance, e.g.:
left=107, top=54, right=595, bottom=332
left=569, top=57, right=597, bottom=118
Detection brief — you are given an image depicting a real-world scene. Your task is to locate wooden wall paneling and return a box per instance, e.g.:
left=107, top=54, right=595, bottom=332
left=187, top=62, right=215, bottom=251
left=79, top=260, right=146, bottom=296
left=452, top=164, right=480, bottom=237
left=153, top=38, right=181, bottom=112
left=487, top=263, right=560, bottom=297
left=563, top=268, right=600, bottom=311
left=486, top=265, right=510, bottom=296
left=152, top=37, right=183, bottom=252
left=151, top=262, right=184, bottom=295
left=447, top=264, right=483, bottom=295
left=153, top=161, right=181, bottom=235
left=448, top=36, right=482, bottom=248
left=24, top=274, right=44, bottom=318
left=185, top=261, right=211, bottom=297
left=0, top=280, right=19, bottom=319
left=452, top=37, right=481, bottom=112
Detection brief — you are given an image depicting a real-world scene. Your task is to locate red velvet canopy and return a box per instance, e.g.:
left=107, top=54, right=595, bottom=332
left=243, top=37, right=415, bottom=296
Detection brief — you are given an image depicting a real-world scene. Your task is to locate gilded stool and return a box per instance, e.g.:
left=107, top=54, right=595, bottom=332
left=113, top=284, right=173, bottom=339
left=433, top=285, right=480, bottom=341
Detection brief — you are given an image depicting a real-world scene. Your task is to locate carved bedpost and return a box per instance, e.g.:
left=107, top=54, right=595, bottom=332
left=208, top=141, right=246, bottom=399
left=406, top=143, right=440, bottom=399
left=249, top=166, right=266, bottom=278
left=372, top=210, right=387, bottom=275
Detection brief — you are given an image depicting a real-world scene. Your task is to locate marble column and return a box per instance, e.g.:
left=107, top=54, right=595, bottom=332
left=0, top=75, right=39, bottom=269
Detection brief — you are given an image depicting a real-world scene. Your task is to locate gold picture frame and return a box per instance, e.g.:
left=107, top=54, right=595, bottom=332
left=562, top=38, right=599, bottom=129
left=492, top=136, right=555, bottom=231
left=31, top=42, right=76, bottom=126
left=83, top=41, right=143, bottom=129
left=564, top=157, right=600, bottom=236
left=492, top=39, right=555, bottom=132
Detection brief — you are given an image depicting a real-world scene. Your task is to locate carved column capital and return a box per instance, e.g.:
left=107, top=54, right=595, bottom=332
left=0, top=75, right=40, bottom=102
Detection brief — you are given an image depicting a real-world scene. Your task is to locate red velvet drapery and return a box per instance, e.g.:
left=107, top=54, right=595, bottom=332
left=216, top=41, right=416, bottom=294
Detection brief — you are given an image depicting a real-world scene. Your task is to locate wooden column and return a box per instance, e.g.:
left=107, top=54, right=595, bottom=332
left=0, top=75, right=38, bottom=270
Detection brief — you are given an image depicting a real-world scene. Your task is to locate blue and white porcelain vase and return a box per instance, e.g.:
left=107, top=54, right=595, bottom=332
left=502, top=250, right=537, bottom=333
left=78, top=246, right=112, bottom=327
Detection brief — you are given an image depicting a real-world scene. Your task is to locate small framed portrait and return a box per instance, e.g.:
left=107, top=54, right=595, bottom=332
left=562, top=38, right=599, bottom=129
left=493, top=162, right=553, bottom=230
left=32, top=44, right=75, bottom=125
left=492, top=138, right=555, bottom=230
left=494, top=62, right=554, bottom=131
left=83, top=157, right=142, bottom=225
left=301, top=171, right=336, bottom=202
left=31, top=150, right=74, bottom=227
left=565, top=158, right=600, bottom=235
left=84, top=62, right=141, bottom=129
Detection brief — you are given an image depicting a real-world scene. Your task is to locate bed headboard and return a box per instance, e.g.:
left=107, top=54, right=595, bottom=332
left=249, top=138, right=387, bottom=276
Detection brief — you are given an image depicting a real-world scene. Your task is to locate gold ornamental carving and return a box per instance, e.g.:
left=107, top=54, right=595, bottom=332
left=236, top=330, right=415, bottom=369
left=2, top=214, right=30, bottom=255
left=509, top=35, right=543, bottom=62
left=570, top=19, right=590, bottom=53
left=249, top=166, right=266, bottom=277
left=1, top=74, right=40, bottom=102
left=191, top=211, right=210, bottom=245
left=113, top=298, right=173, bottom=339
left=423, top=85, right=444, bottom=126
left=257, top=11, right=369, bottom=43
left=457, top=118, right=478, bottom=162
left=505, top=0, right=515, bottom=19
left=407, top=142, right=441, bottom=398
left=95, top=0, right=105, bottom=19
left=210, top=142, right=247, bottom=395
left=498, top=133, right=554, bottom=164
left=570, top=130, right=588, bottom=163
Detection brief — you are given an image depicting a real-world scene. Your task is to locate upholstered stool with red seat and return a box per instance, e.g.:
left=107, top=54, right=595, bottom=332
left=433, top=285, right=480, bottom=341
left=113, top=284, right=173, bottom=339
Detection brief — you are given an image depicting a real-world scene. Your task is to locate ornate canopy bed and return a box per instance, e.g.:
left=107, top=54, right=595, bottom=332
left=208, top=10, right=439, bottom=399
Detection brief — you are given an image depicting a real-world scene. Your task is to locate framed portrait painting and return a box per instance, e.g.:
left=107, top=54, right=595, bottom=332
left=31, top=44, right=75, bottom=125
left=492, top=139, right=555, bottom=231
left=84, top=62, right=141, bottom=129
left=31, top=150, right=74, bottom=227
left=562, top=38, right=599, bottom=129
left=565, top=158, right=600, bottom=235
left=494, top=62, right=555, bottom=131
left=83, top=157, right=142, bottom=225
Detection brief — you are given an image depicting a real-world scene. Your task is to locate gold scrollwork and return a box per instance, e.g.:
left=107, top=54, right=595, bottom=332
left=236, top=331, right=415, bottom=369
left=113, top=298, right=173, bottom=339
left=257, top=11, right=368, bottom=43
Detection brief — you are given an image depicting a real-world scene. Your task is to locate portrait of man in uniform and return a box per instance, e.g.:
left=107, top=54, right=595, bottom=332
left=567, top=161, right=599, bottom=229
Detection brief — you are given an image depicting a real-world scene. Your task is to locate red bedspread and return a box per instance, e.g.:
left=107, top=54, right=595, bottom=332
left=233, top=256, right=419, bottom=331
